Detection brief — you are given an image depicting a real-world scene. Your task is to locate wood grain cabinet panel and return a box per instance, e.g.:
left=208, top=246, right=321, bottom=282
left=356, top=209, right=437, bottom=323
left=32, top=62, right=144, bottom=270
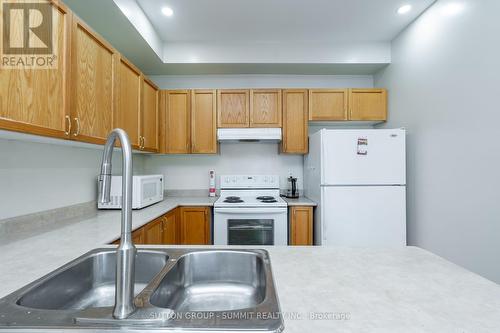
left=141, top=78, right=159, bottom=152
left=217, top=90, right=249, bottom=128
left=144, top=217, right=163, bottom=244
left=349, top=89, right=387, bottom=121
left=71, top=17, right=117, bottom=144
left=250, top=90, right=282, bottom=127
left=180, top=207, right=211, bottom=245
left=282, top=89, right=309, bottom=154
left=162, top=209, right=179, bottom=245
left=289, top=206, right=313, bottom=246
left=191, top=90, right=217, bottom=154
left=163, top=90, right=191, bottom=154
left=309, top=89, right=348, bottom=121
left=132, top=227, right=145, bottom=245
left=114, top=58, right=141, bottom=148
left=0, top=2, right=71, bottom=139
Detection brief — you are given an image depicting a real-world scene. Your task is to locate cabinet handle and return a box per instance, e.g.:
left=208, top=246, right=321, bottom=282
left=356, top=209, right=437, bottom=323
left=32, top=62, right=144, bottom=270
left=64, top=115, right=71, bottom=136
left=73, top=118, right=80, bottom=137
left=139, top=136, right=143, bottom=150
left=142, top=137, right=146, bottom=150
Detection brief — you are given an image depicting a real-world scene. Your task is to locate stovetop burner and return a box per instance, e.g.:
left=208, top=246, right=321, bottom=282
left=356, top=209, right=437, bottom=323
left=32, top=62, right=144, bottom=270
left=224, top=196, right=244, bottom=203
left=256, top=196, right=276, bottom=201
left=261, top=199, right=278, bottom=203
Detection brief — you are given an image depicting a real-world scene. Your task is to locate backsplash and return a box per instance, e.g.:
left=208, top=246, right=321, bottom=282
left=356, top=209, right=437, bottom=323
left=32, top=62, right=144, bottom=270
left=144, top=143, right=304, bottom=191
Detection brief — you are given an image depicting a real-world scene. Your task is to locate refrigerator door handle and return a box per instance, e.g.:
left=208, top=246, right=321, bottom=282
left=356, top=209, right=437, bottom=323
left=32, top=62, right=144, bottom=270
left=321, top=187, right=327, bottom=243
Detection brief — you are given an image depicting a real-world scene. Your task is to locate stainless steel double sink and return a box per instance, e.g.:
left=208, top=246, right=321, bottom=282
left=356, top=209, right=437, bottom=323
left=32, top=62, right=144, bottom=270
left=0, top=248, right=283, bottom=332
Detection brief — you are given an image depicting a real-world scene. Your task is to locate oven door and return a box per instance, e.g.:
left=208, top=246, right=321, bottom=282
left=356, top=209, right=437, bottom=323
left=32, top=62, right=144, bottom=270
left=214, top=207, right=288, bottom=245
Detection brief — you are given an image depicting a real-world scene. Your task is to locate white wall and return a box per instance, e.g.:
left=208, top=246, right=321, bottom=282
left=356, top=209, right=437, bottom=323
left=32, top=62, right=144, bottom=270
left=144, top=143, right=303, bottom=191
left=0, top=139, right=145, bottom=220
left=149, top=74, right=374, bottom=89
left=375, top=0, right=500, bottom=283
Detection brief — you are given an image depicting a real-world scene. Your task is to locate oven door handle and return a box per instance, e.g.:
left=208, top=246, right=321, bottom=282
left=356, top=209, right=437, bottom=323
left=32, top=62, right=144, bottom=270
left=215, top=208, right=286, bottom=214
left=228, top=225, right=274, bottom=231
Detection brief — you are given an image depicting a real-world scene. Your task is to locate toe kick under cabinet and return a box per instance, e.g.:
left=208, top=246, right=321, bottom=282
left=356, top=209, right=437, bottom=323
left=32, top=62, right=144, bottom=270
left=112, top=207, right=212, bottom=246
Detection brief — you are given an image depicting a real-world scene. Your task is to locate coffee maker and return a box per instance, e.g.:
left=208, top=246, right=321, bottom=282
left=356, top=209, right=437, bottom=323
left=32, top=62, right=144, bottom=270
left=285, top=176, right=299, bottom=198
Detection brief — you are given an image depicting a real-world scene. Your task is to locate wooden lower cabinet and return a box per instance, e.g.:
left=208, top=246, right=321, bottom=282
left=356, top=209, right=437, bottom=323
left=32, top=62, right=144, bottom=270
left=111, top=207, right=211, bottom=245
left=144, top=217, right=163, bottom=244
left=289, top=206, right=314, bottom=246
left=180, top=207, right=211, bottom=245
left=162, top=209, right=179, bottom=245
left=132, top=227, right=145, bottom=245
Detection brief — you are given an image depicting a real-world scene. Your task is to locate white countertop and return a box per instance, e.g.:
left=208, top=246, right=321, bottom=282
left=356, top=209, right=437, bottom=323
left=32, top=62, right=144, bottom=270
left=1, top=199, right=500, bottom=332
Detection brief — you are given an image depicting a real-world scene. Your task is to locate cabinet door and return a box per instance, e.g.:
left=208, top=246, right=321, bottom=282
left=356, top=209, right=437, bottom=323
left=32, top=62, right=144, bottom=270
left=309, top=89, right=348, bottom=121
left=191, top=90, right=217, bottom=154
left=144, top=217, right=163, bottom=244
left=217, top=90, right=249, bottom=128
left=180, top=207, right=211, bottom=245
left=250, top=90, right=282, bottom=127
left=282, top=90, right=308, bottom=154
left=141, top=78, right=159, bottom=152
left=0, top=2, right=71, bottom=139
left=349, top=89, right=387, bottom=121
left=70, top=16, right=116, bottom=144
left=289, top=207, right=313, bottom=246
left=114, top=57, right=141, bottom=148
left=132, top=227, right=145, bottom=245
left=162, top=209, right=179, bottom=245
left=164, top=90, right=191, bottom=154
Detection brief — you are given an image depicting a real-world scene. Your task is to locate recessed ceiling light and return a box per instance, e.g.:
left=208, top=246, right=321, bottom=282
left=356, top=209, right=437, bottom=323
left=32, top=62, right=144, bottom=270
left=162, top=6, right=174, bottom=17
left=397, top=4, right=412, bottom=14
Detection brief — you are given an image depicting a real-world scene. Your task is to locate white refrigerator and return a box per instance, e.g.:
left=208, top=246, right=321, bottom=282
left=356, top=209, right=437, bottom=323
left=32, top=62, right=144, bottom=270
left=304, top=129, right=407, bottom=247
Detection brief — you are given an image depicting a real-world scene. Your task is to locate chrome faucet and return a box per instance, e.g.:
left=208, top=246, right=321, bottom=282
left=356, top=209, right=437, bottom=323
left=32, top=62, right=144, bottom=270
left=98, top=129, right=136, bottom=319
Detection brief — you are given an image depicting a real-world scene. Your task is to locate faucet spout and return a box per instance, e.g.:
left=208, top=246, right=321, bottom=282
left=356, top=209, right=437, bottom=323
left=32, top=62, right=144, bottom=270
left=98, top=128, right=136, bottom=319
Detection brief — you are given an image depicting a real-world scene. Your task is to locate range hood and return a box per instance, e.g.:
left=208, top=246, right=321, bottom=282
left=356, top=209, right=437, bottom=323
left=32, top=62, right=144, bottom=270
left=217, top=128, right=282, bottom=142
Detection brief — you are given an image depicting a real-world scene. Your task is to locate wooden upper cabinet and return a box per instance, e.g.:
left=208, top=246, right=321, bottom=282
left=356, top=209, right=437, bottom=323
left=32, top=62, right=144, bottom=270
left=349, top=89, right=387, bottom=121
left=191, top=90, right=217, bottom=154
left=0, top=2, right=71, bottom=139
left=180, top=207, right=211, bottom=245
left=144, top=217, right=163, bottom=244
left=70, top=16, right=116, bottom=144
left=163, top=90, right=191, bottom=154
left=250, top=90, right=282, bottom=127
left=114, top=57, right=141, bottom=148
left=282, top=90, right=309, bottom=154
left=217, top=90, right=249, bottom=128
left=162, top=209, right=179, bottom=245
left=309, top=89, right=348, bottom=121
left=289, top=206, right=313, bottom=246
left=141, top=78, right=159, bottom=152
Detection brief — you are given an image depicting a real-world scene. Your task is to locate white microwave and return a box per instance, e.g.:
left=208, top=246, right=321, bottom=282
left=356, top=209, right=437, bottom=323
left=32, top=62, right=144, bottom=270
left=97, top=175, right=164, bottom=210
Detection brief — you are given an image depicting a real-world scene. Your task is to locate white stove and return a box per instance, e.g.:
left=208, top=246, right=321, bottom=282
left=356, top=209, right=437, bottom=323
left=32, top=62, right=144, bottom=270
left=214, top=175, right=288, bottom=245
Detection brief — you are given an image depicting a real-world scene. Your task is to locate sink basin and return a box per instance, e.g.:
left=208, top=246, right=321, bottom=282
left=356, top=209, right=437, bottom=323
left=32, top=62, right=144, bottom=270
left=0, top=248, right=283, bottom=332
left=150, top=251, right=266, bottom=311
left=16, top=249, right=168, bottom=310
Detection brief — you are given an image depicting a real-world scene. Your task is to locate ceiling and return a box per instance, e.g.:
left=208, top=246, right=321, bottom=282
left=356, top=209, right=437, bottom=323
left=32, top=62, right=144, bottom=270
left=137, top=0, right=434, bottom=43
left=64, top=0, right=436, bottom=75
